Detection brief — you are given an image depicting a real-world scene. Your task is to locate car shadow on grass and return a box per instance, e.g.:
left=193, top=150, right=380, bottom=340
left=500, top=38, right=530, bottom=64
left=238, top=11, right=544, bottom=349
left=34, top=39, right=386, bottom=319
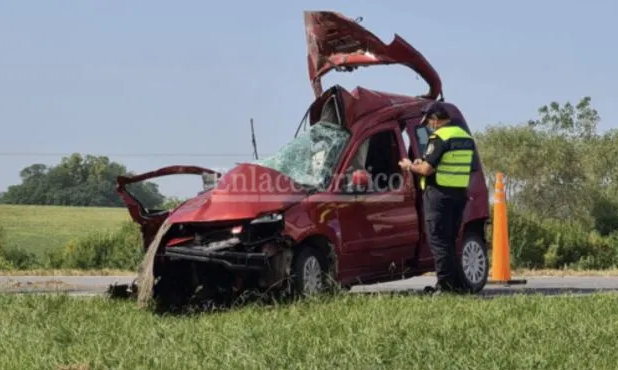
left=107, top=283, right=351, bottom=317
left=106, top=282, right=618, bottom=316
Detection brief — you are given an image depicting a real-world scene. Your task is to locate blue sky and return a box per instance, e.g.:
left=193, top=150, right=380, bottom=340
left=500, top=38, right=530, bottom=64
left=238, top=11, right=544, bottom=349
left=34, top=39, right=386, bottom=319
left=1, top=0, right=616, bottom=199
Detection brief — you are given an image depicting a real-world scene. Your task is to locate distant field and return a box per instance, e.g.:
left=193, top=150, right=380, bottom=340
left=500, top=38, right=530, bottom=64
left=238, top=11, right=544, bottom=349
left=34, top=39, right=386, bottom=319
left=0, top=204, right=130, bottom=257
left=3, top=204, right=618, bottom=277
left=1, top=293, right=617, bottom=369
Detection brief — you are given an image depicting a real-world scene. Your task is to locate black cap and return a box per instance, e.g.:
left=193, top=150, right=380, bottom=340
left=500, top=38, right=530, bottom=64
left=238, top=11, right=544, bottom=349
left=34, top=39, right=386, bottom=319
left=421, top=101, right=450, bottom=120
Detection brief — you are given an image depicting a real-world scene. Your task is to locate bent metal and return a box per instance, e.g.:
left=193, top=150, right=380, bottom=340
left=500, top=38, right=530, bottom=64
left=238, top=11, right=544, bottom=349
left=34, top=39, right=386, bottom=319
left=112, top=10, right=491, bottom=312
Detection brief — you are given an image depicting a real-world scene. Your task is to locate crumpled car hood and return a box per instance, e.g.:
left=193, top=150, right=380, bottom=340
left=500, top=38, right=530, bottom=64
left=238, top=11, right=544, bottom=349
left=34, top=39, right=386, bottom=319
left=166, top=163, right=309, bottom=224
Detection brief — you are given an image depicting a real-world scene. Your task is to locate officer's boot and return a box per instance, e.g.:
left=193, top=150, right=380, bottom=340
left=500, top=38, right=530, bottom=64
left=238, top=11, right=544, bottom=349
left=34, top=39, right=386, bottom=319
left=424, top=279, right=457, bottom=296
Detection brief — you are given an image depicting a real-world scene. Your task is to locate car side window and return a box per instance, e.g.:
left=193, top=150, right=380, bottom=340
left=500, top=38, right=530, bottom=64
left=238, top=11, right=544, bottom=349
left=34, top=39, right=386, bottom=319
left=347, top=129, right=404, bottom=192
left=414, top=126, right=430, bottom=156
left=348, top=138, right=370, bottom=172
left=402, top=129, right=411, bottom=155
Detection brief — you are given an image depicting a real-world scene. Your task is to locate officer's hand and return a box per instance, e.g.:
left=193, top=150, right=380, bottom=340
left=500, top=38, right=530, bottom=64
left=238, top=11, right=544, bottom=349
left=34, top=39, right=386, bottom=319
left=398, top=158, right=412, bottom=170
left=413, top=158, right=423, bottom=165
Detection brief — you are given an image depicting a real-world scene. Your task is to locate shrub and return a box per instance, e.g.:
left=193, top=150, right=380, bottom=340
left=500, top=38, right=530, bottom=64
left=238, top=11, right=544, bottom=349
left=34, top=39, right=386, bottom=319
left=46, top=221, right=144, bottom=270
left=591, top=195, right=618, bottom=236
left=542, top=220, right=591, bottom=268
left=507, top=210, right=552, bottom=268
left=491, top=206, right=618, bottom=270
left=0, top=225, right=6, bottom=253
left=0, top=226, right=15, bottom=271
left=0, top=248, right=40, bottom=270
left=1, top=226, right=38, bottom=270
left=573, top=231, right=618, bottom=270
left=0, top=256, right=14, bottom=271
left=0, top=226, right=5, bottom=252
left=161, top=196, right=187, bottom=210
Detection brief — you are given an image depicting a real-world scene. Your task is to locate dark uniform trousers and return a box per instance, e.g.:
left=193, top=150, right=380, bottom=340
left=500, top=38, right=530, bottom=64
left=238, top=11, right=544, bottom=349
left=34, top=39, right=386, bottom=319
left=422, top=185, right=468, bottom=288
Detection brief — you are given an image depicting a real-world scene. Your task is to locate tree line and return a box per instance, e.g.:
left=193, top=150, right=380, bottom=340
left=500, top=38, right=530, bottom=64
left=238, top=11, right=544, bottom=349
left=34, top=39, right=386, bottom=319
left=0, top=153, right=165, bottom=208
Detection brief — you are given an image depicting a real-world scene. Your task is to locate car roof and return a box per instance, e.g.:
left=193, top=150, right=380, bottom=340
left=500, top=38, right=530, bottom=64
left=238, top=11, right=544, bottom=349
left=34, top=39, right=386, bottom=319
left=310, top=84, right=469, bottom=136
left=346, top=86, right=426, bottom=119
left=318, top=85, right=431, bottom=132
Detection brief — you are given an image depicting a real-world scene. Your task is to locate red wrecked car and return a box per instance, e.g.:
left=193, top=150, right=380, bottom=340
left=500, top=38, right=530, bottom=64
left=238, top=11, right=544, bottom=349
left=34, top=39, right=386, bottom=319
left=116, top=11, right=490, bottom=309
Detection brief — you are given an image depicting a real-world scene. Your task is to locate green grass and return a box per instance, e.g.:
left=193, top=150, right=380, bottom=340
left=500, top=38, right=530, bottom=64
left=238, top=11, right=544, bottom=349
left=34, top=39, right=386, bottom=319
left=0, top=204, right=129, bottom=257
left=1, top=293, right=617, bottom=369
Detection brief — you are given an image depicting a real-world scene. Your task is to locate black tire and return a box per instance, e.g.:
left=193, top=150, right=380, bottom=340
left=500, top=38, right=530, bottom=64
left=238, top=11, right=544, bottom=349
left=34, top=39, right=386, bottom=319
left=457, top=232, right=489, bottom=294
left=291, top=245, right=329, bottom=297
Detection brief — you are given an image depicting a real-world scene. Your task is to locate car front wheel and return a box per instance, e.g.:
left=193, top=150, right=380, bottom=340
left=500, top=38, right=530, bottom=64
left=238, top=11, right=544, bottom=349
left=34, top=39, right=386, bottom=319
left=292, top=246, right=328, bottom=296
left=458, top=232, right=489, bottom=293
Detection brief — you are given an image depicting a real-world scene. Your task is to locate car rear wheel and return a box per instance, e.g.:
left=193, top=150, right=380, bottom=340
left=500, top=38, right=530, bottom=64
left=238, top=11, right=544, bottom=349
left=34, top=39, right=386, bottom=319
left=458, top=232, right=489, bottom=294
left=292, top=246, right=328, bottom=296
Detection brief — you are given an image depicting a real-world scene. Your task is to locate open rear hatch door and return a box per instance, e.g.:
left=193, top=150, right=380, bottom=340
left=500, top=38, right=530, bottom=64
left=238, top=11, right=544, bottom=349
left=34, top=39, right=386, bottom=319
left=304, top=10, right=443, bottom=100
left=116, top=165, right=221, bottom=248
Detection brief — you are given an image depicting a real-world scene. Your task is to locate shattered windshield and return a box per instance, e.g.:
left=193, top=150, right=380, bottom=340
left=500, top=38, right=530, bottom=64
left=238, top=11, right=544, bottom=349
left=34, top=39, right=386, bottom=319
left=253, top=121, right=350, bottom=190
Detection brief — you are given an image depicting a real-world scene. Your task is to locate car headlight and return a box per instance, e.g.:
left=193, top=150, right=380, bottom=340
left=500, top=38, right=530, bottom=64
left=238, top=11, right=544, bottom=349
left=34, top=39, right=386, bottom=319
left=241, top=213, right=284, bottom=245
left=250, top=213, right=283, bottom=224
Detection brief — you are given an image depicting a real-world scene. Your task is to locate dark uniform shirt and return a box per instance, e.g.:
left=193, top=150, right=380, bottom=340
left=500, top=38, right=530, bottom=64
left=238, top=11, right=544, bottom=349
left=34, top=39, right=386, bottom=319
left=422, top=121, right=472, bottom=199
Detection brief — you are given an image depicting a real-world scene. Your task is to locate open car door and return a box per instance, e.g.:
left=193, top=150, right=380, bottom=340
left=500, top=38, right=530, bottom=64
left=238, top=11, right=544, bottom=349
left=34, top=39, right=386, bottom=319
left=116, top=165, right=221, bottom=248
left=304, top=10, right=443, bottom=100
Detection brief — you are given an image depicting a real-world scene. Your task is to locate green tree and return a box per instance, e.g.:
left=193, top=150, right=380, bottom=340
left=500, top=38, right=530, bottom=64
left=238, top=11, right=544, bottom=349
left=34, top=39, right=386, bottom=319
left=0, top=153, right=165, bottom=208
left=475, top=96, right=618, bottom=233
left=161, top=196, right=188, bottom=210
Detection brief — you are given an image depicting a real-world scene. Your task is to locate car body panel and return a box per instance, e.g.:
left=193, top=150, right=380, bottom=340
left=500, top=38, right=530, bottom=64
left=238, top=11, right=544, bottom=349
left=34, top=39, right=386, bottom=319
left=116, top=165, right=220, bottom=247
left=166, top=163, right=309, bottom=224
left=304, top=10, right=442, bottom=100
left=116, top=163, right=312, bottom=245
left=325, top=119, right=421, bottom=282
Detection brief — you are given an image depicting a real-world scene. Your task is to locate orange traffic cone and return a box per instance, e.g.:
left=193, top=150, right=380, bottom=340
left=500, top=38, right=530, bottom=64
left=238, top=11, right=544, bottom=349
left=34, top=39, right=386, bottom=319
left=488, top=172, right=527, bottom=285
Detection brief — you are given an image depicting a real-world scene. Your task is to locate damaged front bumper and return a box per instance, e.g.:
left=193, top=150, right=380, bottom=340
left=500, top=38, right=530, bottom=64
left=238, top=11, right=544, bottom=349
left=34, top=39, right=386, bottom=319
left=165, top=245, right=270, bottom=271
left=162, top=214, right=290, bottom=272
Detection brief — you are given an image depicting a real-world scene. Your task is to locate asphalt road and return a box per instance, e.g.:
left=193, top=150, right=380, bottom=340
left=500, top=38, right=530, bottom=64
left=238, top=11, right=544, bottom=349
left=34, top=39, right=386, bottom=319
left=2, top=275, right=618, bottom=297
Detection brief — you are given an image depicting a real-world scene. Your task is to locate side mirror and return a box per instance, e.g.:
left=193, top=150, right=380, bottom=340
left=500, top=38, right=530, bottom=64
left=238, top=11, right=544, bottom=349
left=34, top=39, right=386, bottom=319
left=345, top=169, right=370, bottom=193
left=352, top=170, right=369, bottom=187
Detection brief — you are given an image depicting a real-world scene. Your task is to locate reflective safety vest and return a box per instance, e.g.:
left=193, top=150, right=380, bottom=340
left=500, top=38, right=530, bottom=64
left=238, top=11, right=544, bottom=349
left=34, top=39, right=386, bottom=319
left=420, top=125, right=475, bottom=191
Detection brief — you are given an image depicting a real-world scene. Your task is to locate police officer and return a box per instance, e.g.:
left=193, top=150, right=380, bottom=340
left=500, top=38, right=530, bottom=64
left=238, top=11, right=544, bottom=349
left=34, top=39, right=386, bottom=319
left=399, top=102, right=476, bottom=294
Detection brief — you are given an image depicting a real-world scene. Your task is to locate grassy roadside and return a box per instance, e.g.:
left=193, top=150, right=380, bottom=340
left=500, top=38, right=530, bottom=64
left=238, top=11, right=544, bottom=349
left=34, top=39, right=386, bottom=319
left=512, top=268, right=618, bottom=277
left=0, top=268, right=136, bottom=276
left=3, top=268, right=618, bottom=277
left=0, top=293, right=617, bottom=369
